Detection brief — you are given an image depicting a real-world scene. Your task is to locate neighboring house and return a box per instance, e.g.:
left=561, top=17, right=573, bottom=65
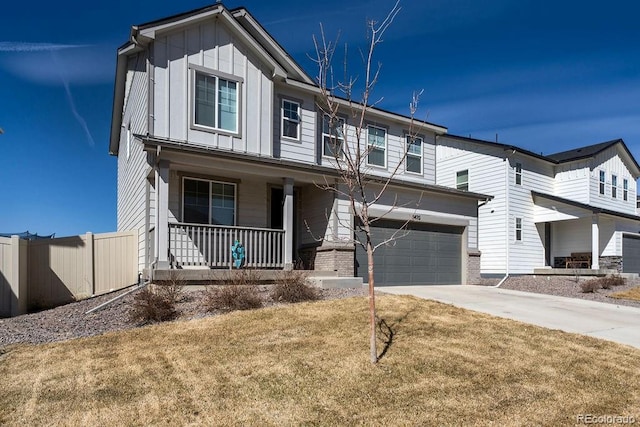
left=436, top=135, right=640, bottom=276
left=109, top=3, right=489, bottom=286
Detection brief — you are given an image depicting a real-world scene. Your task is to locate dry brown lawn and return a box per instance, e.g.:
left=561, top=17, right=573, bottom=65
left=610, top=286, right=640, bottom=302
left=1, top=295, right=639, bottom=426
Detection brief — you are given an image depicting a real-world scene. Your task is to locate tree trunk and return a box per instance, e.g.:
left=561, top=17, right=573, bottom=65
left=367, top=237, right=377, bottom=363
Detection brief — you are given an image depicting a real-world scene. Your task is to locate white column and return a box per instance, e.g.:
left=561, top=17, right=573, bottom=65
left=283, top=177, right=294, bottom=270
left=156, top=160, right=170, bottom=269
left=591, top=214, right=600, bottom=270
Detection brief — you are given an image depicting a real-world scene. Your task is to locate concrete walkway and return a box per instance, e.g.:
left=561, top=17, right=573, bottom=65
left=376, top=285, right=640, bottom=350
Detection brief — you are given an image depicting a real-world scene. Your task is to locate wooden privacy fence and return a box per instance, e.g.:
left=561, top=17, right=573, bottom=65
left=0, top=231, right=138, bottom=317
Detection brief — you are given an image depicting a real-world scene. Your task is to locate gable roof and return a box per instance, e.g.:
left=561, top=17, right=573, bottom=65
left=440, top=134, right=640, bottom=177
left=110, top=3, right=314, bottom=155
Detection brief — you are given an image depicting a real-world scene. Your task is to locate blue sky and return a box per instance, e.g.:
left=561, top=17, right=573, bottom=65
left=1, top=0, right=639, bottom=236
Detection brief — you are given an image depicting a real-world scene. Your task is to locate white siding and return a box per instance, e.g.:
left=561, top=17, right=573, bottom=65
left=554, top=161, right=590, bottom=202
left=588, top=147, right=638, bottom=215
left=437, top=137, right=507, bottom=273
left=152, top=20, right=273, bottom=155
left=117, top=52, right=149, bottom=272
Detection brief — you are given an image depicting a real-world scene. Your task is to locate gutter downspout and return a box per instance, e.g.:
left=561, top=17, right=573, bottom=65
left=493, top=153, right=511, bottom=288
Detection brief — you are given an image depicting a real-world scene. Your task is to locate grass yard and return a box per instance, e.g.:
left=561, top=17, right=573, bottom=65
left=610, top=286, right=640, bottom=302
left=1, top=295, right=639, bottom=426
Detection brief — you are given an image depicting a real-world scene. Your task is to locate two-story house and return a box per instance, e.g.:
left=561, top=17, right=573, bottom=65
left=436, top=135, right=640, bottom=276
left=109, top=3, right=489, bottom=286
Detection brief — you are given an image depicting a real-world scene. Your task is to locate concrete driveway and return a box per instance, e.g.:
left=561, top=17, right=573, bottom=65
left=376, top=285, right=640, bottom=350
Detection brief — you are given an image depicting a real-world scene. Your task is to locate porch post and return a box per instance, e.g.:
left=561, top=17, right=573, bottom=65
left=283, top=177, right=294, bottom=270
left=156, top=160, right=170, bottom=269
left=591, top=214, right=600, bottom=270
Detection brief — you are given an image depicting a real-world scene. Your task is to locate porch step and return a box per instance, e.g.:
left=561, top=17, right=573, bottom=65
left=307, top=276, right=363, bottom=289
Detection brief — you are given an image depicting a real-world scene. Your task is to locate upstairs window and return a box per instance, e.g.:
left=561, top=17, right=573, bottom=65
left=599, top=170, right=605, bottom=195
left=183, top=178, right=236, bottom=226
left=367, top=125, right=386, bottom=167
left=281, top=99, right=300, bottom=140
left=193, top=71, right=239, bottom=133
left=456, top=170, right=469, bottom=191
left=126, top=123, right=131, bottom=159
left=405, top=135, right=423, bottom=174
left=624, top=178, right=629, bottom=201
left=612, top=174, right=618, bottom=198
left=515, top=217, right=522, bottom=241
left=322, top=114, right=345, bottom=159
left=515, top=162, right=522, bottom=185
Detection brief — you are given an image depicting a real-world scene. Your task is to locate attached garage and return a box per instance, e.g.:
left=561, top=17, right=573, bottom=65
left=622, top=234, right=640, bottom=274
left=355, top=219, right=464, bottom=286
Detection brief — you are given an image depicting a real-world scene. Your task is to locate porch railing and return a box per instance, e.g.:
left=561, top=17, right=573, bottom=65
left=168, top=222, right=285, bottom=268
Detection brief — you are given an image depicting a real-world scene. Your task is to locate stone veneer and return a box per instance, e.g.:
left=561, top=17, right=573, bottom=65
left=298, top=242, right=354, bottom=277
left=599, top=256, right=622, bottom=272
left=467, top=250, right=482, bottom=285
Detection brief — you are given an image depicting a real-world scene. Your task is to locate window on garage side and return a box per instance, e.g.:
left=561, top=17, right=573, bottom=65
left=612, top=174, right=618, bottom=198
left=183, top=177, right=236, bottom=226
left=599, top=170, right=605, bottom=195
left=515, top=217, right=522, bottom=241
left=624, top=178, right=629, bottom=201
left=281, top=99, right=300, bottom=140
left=405, top=135, right=423, bottom=174
left=456, top=170, right=469, bottom=191
left=193, top=70, right=239, bottom=133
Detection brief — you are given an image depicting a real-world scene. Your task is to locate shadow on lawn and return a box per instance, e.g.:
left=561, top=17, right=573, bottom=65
left=376, top=305, right=419, bottom=361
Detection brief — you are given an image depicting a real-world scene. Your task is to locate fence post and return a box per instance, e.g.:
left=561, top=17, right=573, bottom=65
left=86, top=232, right=95, bottom=296
left=10, top=236, right=28, bottom=316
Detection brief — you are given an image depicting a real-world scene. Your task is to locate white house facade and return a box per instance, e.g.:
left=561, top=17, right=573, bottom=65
left=436, top=135, right=640, bottom=276
left=110, top=3, right=489, bottom=286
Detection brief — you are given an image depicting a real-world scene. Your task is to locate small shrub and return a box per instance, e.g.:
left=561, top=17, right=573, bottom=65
left=601, top=275, right=626, bottom=289
left=580, top=279, right=601, bottom=293
left=271, top=270, right=319, bottom=303
left=203, top=270, right=263, bottom=312
left=154, top=271, right=186, bottom=304
left=129, top=287, right=176, bottom=323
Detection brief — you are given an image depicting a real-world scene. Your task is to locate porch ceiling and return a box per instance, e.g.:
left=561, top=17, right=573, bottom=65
left=532, top=191, right=640, bottom=223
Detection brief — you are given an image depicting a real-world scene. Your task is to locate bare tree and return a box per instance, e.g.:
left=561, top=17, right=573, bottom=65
left=312, top=1, right=425, bottom=363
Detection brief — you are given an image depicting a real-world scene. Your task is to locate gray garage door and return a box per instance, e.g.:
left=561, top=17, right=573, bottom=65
left=623, top=235, right=640, bottom=274
left=355, top=220, right=463, bottom=286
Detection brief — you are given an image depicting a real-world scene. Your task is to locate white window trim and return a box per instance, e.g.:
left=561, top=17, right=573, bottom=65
left=599, top=170, right=606, bottom=195
left=612, top=174, right=618, bottom=199
left=515, top=162, right=522, bottom=186
left=456, top=169, right=469, bottom=191
left=281, top=99, right=300, bottom=141
left=189, top=64, right=243, bottom=137
left=126, top=123, right=131, bottom=160
left=366, top=124, right=387, bottom=168
left=623, top=178, right=629, bottom=201
left=515, top=217, right=523, bottom=242
left=405, top=135, right=423, bottom=175
left=322, top=114, right=345, bottom=160
left=181, top=176, right=237, bottom=226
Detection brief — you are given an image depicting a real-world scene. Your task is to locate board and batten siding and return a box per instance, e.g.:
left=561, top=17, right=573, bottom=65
left=588, top=147, right=638, bottom=215
left=299, top=185, right=334, bottom=246
left=117, top=51, right=149, bottom=272
left=152, top=20, right=273, bottom=155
